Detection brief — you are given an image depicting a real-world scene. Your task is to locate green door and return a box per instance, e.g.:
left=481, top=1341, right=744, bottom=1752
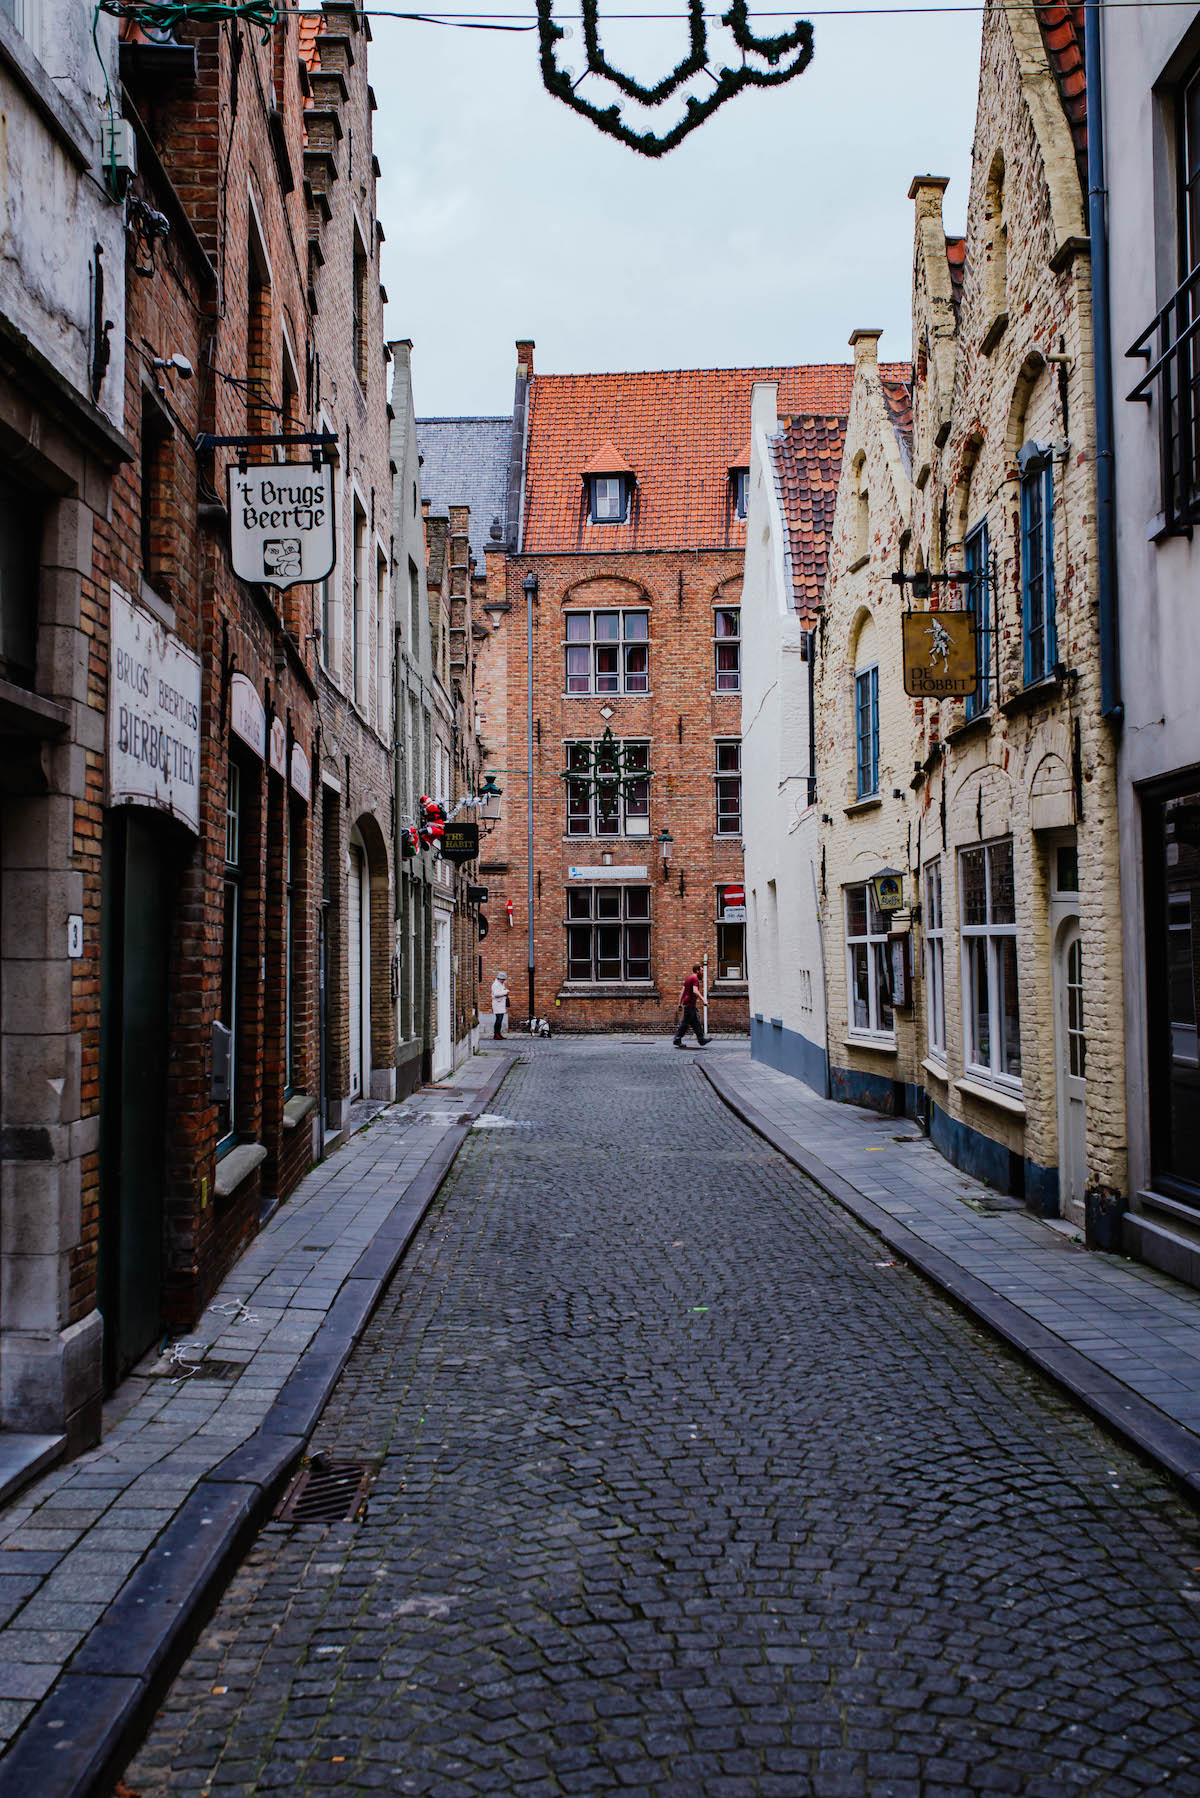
left=100, top=811, right=175, bottom=1385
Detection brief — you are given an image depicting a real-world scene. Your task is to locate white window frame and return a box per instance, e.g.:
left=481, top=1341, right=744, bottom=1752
left=845, top=882, right=894, bottom=1044
left=855, top=663, right=879, bottom=799
left=924, top=858, right=946, bottom=1063
left=959, top=837, right=1022, bottom=1089
left=714, top=606, right=741, bottom=692
left=351, top=494, right=367, bottom=709
left=565, top=739, right=650, bottom=838
left=589, top=476, right=628, bottom=523
left=564, top=610, right=649, bottom=696
left=565, top=885, right=652, bottom=984
left=733, top=469, right=749, bottom=519
left=715, top=738, right=741, bottom=835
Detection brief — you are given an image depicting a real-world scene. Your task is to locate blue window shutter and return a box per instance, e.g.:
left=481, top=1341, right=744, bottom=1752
left=1043, top=465, right=1056, bottom=671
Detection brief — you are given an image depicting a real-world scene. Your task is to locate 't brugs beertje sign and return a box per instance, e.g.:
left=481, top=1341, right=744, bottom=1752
left=108, top=585, right=202, bottom=834
left=228, top=463, right=336, bottom=591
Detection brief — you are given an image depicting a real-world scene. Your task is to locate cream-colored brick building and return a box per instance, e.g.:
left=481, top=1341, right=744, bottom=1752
left=805, top=0, right=1125, bottom=1227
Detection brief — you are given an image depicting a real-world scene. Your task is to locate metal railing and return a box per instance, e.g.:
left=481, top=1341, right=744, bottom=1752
left=1127, top=260, right=1200, bottom=533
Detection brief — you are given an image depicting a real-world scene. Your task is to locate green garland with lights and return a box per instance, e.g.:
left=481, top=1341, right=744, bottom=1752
left=537, top=0, right=813, bottom=156
left=98, top=0, right=278, bottom=41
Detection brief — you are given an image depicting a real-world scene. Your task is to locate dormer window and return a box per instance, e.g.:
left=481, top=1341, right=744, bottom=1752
left=730, top=443, right=752, bottom=520
left=590, top=475, right=629, bottom=524
left=581, top=442, right=635, bottom=525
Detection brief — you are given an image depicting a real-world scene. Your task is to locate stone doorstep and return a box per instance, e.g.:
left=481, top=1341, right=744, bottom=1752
left=0, top=1438, right=66, bottom=1511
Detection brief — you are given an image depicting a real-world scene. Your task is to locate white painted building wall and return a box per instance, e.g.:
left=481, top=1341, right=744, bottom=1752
left=742, top=381, right=828, bottom=1092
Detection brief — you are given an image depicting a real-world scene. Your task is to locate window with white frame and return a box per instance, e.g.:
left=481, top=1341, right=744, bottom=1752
left=375, top=548, right=389, bottom=730
left=714, top=607, right=741, bottom=691
left=960, top=838, right=1022, bottom=1084
left=924, top=858, right=946, bottom=1061
left=732, top=468, right=749, bottom=520
left=565, top=740, right=649, bottom=837
left=565, top=610, right=648, bottom=695
left=855, top=664, right=879, bottom=798
left=588, top=476, right=630, bottom=523
left=716, top=887, right=746, bottom=982
left=566, top=885, right=651, bottom=983
left=352, top=499, right=366, bottom=707
left=715, top=739, right=741, bottom=834
left=1021, top=455, right=1056, bottom=686
left=845, top=883, right=894, bottom=1040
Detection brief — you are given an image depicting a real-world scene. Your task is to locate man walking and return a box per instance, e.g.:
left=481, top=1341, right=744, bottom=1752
left=673, top=963, right=708, bottom=1048
left=491, top=969, right=509, bottom=1040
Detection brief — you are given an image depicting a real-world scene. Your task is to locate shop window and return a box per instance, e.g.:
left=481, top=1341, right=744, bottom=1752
left=845, top=882, right=894, bottom=1041
left=855, top=664, right=879, bottom=798
left=219, top=761, right=244, bottom=1148
left=565, top=740, right=649, bottom=837
left=924, top=858, right=946, bottom=1061
left=1020, top=455, right=1056, bottom=686
left=714, top=607, right=741, bottom=692
left=565, top=610, right=648, bottom=695
left=960, top=838, right=1022, bottom=1086
left=715, top=739, right=741, bottom=834
left=0, top=483, right=40, bottom=689
left=716, top=888, right=746, bottom=982
left=565, top=885, right=651, bottom=983
left=963, top=519, right=990, bottom=718
left=1146, top=785, right=1200, bottom=1199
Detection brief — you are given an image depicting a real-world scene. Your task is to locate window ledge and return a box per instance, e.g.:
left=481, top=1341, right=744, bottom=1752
left=944, top=711, right=992, bottom=749
left=922, top=1055, right=949, bottom=1084
left=214, top=1142, right=268, bottom=1199
left=283, top=1094, right=316, bottom=1131
left=999, top=676, right=1063, bottom=719
left=557, top=984, right=661, bottom=1000
left=711, top=690, right=742, bottom=699
left=847, top=553, right=870, bottom=574
left=562, top=692, right=653, bottom=701
left=710, top=981, right=748, bottom=994
left=955, top=1075, right=1026, bottom=1118
left=981, top=310, right=1009, bottom=357
left=844, top=796, right=882, bottom=816
left=844, top=1034, right=898, bottom=1055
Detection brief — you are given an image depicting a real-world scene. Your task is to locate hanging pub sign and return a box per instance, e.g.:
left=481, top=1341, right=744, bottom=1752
left=228, top=463, right=336, bottom=591
left=440, top=819, right=480, bottom=864
left=230, top=672, right=266, bottom=759
left=108, top=584, right=202, bottom=835
left=901, top=610, right=978, bottom=698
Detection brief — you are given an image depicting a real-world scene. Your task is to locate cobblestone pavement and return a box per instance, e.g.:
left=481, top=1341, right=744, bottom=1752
left=125, top=1042, right=1200, bottom=1797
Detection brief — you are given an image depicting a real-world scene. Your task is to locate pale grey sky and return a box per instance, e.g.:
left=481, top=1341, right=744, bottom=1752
left=369, top=1, right=983, bottom=415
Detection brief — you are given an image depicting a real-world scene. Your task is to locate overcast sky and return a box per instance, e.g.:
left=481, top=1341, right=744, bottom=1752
left=369, top=1, right=983, bottom=417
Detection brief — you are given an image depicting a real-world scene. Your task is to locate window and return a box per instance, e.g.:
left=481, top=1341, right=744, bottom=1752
left=714, top=608, right=741, bottom=692
left=716, top=887, right=746, bottom=982
left=0, top=484, right=39, bottom=689
left=715, top=739, right=741, bottom=835
left=855, top=665, right=879, bottom=798
left=565, top=740, right=650, bottom=837
left=845, top=883, right=893, bottom=1040
left=409, top=558, right=421, bottom=648
left=376, top=548, right=389, bottom=727
left=960, top=838, right=1022, bottom=1085
left=924, top=859, right=946, bottom=1061
left=566, top=886, right=651, bottom=983
left=219, top=761, right=244, bottom=1146
left=564, top=610, right=648, bottom=695
left=733, top=468, right=749, bottom=520
left=352, top=229, right=369, bottom=389
left=963, top=519, right=990, bottom=718
left=246, top=226, right=271, bottom=436
left=284, top=799, right=301, bottom=1093
left=1021, top=457, right=1056, bottom=686
left=352, top=500, right=366, bottom=706
left=140, top=394, right=171, bottom=593
left=588, top=476, right=629, bottom=523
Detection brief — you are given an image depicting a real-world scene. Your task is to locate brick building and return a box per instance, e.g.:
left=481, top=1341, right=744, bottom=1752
left=300, top=3, right=397, bottom=1142
left=477, top=345, right=853, bottom=1033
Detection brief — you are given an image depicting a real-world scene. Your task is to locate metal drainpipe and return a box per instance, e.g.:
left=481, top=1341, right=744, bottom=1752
left=1085, top=0, right=1123, bottom=722
left=526, top=576, right=536, bottom=1021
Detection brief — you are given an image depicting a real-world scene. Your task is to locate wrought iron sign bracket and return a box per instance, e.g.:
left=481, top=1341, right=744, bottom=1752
left=197, top=430, right=338, bottom=472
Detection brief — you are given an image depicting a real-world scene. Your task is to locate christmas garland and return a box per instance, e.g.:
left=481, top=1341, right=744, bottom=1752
left=537, top=0, right=813, bottom=156
left=98, top=0, right=278, bottom=42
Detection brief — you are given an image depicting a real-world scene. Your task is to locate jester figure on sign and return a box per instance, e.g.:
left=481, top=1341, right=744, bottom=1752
left=925, top=616, right=953, bottom=673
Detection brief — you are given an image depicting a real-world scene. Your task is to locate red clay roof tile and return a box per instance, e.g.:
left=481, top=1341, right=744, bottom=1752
left=770, top=413, right=849, bottom=622
left=945, top=236, right=966, bottom=315
left=580, top=440, right=635, bottom=477
left=1035, top=2, right=1087, bottom=191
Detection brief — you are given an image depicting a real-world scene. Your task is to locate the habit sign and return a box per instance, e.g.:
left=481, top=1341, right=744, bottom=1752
left=228, top=463, right=336, bottom=591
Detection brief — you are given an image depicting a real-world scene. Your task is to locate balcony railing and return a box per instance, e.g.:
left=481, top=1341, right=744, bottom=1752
left=1128, top=261, right=1200, bottom=534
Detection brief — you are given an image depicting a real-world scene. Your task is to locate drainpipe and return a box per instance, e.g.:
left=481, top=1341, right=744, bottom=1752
left=1085, top=0, right=1122, bottom=722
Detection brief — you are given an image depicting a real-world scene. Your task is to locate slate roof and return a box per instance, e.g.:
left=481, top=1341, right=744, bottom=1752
left=521, top=366, right=858, bottom=553
left=416, top=417, right=513, bottom=568
left=1036, top=3, right=1087, bottom=192
left=770, top=415, right=849, bottom=624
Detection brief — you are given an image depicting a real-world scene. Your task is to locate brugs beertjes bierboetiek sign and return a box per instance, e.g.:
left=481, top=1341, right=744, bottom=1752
left=228, top=463, right=336, bottom=591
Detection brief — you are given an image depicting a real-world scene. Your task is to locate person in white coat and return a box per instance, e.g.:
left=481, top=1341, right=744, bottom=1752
left=491, top=970, right=509, bottom=1040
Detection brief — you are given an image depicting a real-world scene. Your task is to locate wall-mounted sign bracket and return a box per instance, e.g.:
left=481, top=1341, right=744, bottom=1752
left=197, top=431, right=338, bottom=472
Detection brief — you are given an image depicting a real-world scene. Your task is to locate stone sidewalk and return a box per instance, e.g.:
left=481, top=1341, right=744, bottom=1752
left=703, top=1044, right=1200, bottom=1499
left=0, top=1046, right=517, bottom=1795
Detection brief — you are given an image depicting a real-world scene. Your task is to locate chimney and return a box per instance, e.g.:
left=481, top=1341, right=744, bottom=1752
left=516, top=339, right=535, bottom=375
left=848, top=328, right=883, bottom=373
left=908, top=174, right=950, bottom=226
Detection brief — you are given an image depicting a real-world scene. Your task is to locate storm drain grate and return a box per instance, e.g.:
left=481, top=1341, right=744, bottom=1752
left=148, top=1357, right=247, bottom=1382
left=275, top=1457, right=374, bottom=1525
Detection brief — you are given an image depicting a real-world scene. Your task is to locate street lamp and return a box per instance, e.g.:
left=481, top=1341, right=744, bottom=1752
left=658, top=827, right=674, bottom=881
left=478, top=771, right=503, bottom=824
left=523, top=571, right=538, bottom=1021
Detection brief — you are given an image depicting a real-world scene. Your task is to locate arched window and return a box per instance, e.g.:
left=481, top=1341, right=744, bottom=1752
left=852, top=612, right=879, bottom=799
left=984, top=151, right=1008, bottom=342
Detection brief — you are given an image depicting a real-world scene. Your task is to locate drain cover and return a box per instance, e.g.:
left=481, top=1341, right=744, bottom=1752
left=148, top=1357, right=247, bottom=1381
left=275, top=1459, right=374, bottom=1525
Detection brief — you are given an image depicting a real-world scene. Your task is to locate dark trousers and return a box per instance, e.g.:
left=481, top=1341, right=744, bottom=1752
left=493, top=1013, right=505, bottom=1039
left=674, top=1002, right=705, bottom=1045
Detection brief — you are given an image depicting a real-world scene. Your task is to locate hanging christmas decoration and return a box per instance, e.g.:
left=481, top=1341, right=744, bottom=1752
left=537, top=0, right=814, bottom=157
left=562, top=726, right=654, bottom=824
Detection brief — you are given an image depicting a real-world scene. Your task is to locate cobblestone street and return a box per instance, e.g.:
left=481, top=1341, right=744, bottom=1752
left=124, top=1043, right=1200, bottom=1796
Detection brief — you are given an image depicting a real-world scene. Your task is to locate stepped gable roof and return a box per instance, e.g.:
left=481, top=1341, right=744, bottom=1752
left=770, top=414, right=849, bottom=623
left=1035, top=3, right=1087, bottom=190
left=417, top=417, right=513, bottom=568
left=945, top=236, right=966, bottom=314
left=521, top=365, right=857, bottom=553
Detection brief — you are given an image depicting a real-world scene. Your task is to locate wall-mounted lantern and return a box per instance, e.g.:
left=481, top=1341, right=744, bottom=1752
left=658, top=827, right=674, bottom=881
left=871, top=867, right=905, bottom=915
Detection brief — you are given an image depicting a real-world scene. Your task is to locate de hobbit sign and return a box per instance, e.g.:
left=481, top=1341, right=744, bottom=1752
left=901, top=610, right=978, bottom=699
left=228, top=464, right=335, bottom=591
left=108, top=585, right=202, bottom=834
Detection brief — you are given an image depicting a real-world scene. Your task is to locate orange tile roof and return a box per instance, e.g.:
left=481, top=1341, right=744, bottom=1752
left=522, top=365, right=857, bottom=553
left=297, top=10, right=321, bottom=64
left=1035, top=3, right=1087, bottom=190
left=771, top=414, right=849, bottom=622
left=580, top=440, right=635, bottom=477
left=881, top=369, right=914, bottom=446
left=945, top=236, right=966, bottom=316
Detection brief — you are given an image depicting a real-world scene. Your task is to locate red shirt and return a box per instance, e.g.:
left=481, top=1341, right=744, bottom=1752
left=681, top=973, right=701, bottom=1005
